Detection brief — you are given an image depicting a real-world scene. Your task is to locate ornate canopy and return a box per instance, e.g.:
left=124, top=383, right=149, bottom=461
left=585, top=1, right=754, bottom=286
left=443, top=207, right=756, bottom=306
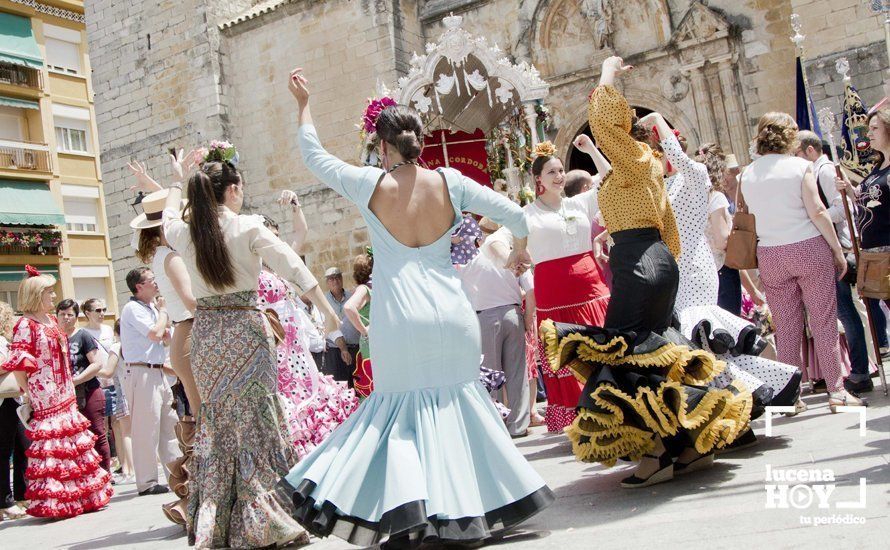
left=390, top=14, right=550, bottom=134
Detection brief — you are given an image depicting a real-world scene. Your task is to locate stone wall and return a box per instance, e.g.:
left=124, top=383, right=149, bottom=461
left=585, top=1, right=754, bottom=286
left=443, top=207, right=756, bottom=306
left=219, top=0, right=423, bottom=284
left=84, top=0, right=254, bottom=306
left=87, top=0, right=888, bottom=305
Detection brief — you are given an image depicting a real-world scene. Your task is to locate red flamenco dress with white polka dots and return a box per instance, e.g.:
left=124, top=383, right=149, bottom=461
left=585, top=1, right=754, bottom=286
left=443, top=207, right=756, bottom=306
left=1, top=316, right=112, bottom=518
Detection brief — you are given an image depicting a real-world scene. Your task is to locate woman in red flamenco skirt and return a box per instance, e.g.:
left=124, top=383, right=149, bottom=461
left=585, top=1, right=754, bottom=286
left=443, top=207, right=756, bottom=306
left=1, top=267, right=112, bottom=518
left=524, top=141, right=611, bottom=432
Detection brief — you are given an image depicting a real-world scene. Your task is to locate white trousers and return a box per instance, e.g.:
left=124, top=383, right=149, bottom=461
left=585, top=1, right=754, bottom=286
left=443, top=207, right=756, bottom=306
left=122, top=365, right=180, bottom=492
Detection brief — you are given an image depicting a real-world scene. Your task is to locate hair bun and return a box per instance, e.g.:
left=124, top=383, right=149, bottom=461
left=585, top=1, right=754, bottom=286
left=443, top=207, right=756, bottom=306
left=375, top=105, right=425, bottom=161
left=755, top=112, right=798, bottom=156
left=394, top=130, right=422, bottom=160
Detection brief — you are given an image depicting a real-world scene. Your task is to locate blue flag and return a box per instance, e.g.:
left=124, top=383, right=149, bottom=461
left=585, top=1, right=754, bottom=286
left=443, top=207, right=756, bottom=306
left=796, top=57, right=822, bottom=136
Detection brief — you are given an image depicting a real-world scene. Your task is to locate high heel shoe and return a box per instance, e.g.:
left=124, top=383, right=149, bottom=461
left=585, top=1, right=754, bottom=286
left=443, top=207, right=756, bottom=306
left=620, top=452, right=674, bottom=488
left=828, top=390, right=868, bottom=413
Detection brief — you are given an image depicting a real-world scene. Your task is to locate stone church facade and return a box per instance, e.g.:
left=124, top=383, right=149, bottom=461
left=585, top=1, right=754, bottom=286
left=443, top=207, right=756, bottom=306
left=83, top=0, right=888, bottom=304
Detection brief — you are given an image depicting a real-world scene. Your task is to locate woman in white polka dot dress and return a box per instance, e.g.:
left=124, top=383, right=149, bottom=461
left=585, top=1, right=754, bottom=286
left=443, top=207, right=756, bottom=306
left=641, top=112, right=801, bottom=424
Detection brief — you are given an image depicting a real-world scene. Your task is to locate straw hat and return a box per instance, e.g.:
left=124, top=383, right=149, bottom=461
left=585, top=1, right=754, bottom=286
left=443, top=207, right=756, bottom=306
left=130, top=189, right=183, bottom=229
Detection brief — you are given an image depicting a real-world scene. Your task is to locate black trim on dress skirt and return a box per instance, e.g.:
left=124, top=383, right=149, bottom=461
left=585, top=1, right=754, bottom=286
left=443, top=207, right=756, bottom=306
left=688, top=319, right=767, bottom=357
left=768, top=369, right=802, bottom=408
left=276, top=478, right=555, bottom=548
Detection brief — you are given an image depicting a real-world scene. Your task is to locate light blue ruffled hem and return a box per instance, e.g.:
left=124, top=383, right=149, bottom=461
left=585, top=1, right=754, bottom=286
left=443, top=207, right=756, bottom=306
left=283, top=379, right=547, bottom=523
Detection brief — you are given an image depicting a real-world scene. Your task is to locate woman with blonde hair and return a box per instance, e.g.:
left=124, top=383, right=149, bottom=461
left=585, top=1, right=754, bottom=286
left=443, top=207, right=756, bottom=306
left=742, top=112, right=864, bottom=411
left=0, top=300, right=29, bottom=519
left=1, top=267, right=112, bottom=518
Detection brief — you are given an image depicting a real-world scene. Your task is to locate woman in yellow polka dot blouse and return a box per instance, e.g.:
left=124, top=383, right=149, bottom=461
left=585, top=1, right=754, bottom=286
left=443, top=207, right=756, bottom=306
left=539, top=56, right=752, bottom=489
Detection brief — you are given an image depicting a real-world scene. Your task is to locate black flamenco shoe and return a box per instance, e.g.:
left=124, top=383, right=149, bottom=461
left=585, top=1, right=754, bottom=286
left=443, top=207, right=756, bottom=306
left=674, top=452, right=716, bottom=474
left=620, top=452, right=674, bottom=488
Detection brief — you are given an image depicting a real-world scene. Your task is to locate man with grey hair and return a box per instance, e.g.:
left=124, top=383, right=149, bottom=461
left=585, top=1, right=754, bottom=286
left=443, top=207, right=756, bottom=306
left=796, top=130, right=872, bottom=393
left=323, top=267, right=358, bottom=385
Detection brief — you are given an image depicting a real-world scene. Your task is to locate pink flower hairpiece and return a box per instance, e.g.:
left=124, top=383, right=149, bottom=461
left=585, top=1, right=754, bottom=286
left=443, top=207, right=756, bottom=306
left=362, top=97, right=397, bottom=135
left=25, top=264, right=41, bottom=277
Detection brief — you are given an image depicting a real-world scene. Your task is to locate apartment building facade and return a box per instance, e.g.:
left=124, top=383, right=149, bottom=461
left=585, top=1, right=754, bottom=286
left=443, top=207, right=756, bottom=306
left=0, top=0, right=116, bottom=317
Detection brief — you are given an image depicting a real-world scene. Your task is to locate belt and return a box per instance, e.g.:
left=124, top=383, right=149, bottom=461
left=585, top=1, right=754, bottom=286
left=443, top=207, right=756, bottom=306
left=196, top=305, right=260, bottom=312
left=128, top=362, right=164, bottom=369
left=610, top=227, right=662, bottom=245
left=476, top=304, right=521, bottom=314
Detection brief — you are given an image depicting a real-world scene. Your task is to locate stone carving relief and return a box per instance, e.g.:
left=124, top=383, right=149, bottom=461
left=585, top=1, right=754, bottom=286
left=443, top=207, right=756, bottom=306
left=661, top=71, right=690, bottom=102
left=673, top=2, right=727, bottom=45
left=580, top=0, right=613, bottom=50
left=536, top=0, right=605, bottom=77
left=611, top=0, right=671, bottom=55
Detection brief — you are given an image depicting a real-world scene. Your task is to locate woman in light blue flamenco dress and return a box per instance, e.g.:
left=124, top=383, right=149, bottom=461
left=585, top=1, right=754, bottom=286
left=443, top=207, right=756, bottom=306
left=279, top=70, right=554, bottom=548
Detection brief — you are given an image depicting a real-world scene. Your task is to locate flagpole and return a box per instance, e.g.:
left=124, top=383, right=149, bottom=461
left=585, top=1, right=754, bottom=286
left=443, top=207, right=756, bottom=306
left=818, top=106, right=889, bottom=396
left=791, top=13, right=816, bottom=129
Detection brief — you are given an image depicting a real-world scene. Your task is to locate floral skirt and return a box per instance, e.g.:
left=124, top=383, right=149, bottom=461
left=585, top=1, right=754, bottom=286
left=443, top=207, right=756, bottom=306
left=189, top=291, right=305, bottom=549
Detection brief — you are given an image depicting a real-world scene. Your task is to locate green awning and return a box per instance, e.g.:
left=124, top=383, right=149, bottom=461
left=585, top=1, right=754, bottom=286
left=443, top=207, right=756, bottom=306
left=0, top=266, right=59, bottom=282
left=0, top=13, right=43, bottom=69
left=0, top=180, right=65, bottom=226
left=0, top=96, right=38, bottom=110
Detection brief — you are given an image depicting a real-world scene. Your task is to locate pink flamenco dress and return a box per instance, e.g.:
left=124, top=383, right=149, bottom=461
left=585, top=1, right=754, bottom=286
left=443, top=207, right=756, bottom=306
left=1, top=316, right=112, bottom=518
left=258, top=270, right=359, bottom=460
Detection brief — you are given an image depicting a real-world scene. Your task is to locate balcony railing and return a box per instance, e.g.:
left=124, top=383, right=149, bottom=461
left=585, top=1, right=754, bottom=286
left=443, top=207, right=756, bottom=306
left=0, top=140, right=51, bottom=172
left=0, top=62, right=42, bottom=90
left=0, top=228, right=62, bottom=256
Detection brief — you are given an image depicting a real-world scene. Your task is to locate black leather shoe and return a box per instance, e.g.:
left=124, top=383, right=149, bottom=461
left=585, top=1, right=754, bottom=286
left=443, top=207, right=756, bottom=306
left=138, top=484, right=170, bottom=496
left=844, top=378, right=874, bottom=394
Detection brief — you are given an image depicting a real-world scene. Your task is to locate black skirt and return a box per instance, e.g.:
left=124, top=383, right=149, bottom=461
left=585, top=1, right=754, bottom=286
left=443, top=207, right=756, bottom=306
left=604, top=228, right=678, bottom=336
left=539, top=228, right=752, bottom=466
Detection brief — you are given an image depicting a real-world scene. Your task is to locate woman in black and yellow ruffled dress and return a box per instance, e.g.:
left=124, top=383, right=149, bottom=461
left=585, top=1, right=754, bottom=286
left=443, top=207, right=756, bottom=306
left=539, top=57, right=752, bottom=488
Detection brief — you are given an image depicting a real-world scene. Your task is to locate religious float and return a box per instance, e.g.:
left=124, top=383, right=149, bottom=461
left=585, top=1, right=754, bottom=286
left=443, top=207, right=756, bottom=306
left=360, top=14, right=551, bottom=205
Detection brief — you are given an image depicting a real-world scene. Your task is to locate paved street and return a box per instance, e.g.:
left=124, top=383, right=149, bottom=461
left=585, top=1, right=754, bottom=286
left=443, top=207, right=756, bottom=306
left=3, top=383, right=888, bottom=550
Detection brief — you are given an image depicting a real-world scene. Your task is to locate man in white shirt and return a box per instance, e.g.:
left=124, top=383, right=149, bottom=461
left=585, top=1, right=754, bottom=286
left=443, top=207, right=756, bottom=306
left=119, top=267, right=180, bottom=495
left=459, top=225, right=536, bottom=437
left=323, top=267, right=357, bottom=385
left=797, top=131, right=872, bottom=393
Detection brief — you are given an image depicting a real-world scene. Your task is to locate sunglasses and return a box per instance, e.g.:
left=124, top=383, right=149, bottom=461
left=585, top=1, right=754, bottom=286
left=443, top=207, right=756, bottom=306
left=90, top=308, right=107, bottom=313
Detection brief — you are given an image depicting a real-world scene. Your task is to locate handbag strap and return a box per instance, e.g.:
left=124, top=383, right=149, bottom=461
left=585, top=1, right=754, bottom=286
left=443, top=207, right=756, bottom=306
left=735, top=166, right=750, bottom=214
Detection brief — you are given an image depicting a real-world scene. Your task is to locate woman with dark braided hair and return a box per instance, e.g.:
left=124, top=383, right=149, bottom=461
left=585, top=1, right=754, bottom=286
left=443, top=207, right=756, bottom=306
left=132, top=146, right=339, bottom=548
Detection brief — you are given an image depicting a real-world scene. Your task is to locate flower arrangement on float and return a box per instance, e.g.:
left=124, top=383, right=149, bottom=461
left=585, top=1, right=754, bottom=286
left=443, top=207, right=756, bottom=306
left=357, top=95, right=549, bottom=207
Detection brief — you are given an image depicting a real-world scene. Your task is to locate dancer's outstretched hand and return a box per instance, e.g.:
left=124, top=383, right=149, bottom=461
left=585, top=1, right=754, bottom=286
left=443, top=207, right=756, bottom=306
left=127, top=160, right=162, bottom=194
left=603, top=56, right=632, bottom=75
left=288, top=68, right=310, bottom=105
left=573, top=134, right=596, bottom=154
left=277, top=189, right=300, bottom=208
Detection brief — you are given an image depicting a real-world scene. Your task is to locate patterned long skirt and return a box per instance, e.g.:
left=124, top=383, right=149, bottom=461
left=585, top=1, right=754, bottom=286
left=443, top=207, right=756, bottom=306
left=187, top=291, right=306, bottom=549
